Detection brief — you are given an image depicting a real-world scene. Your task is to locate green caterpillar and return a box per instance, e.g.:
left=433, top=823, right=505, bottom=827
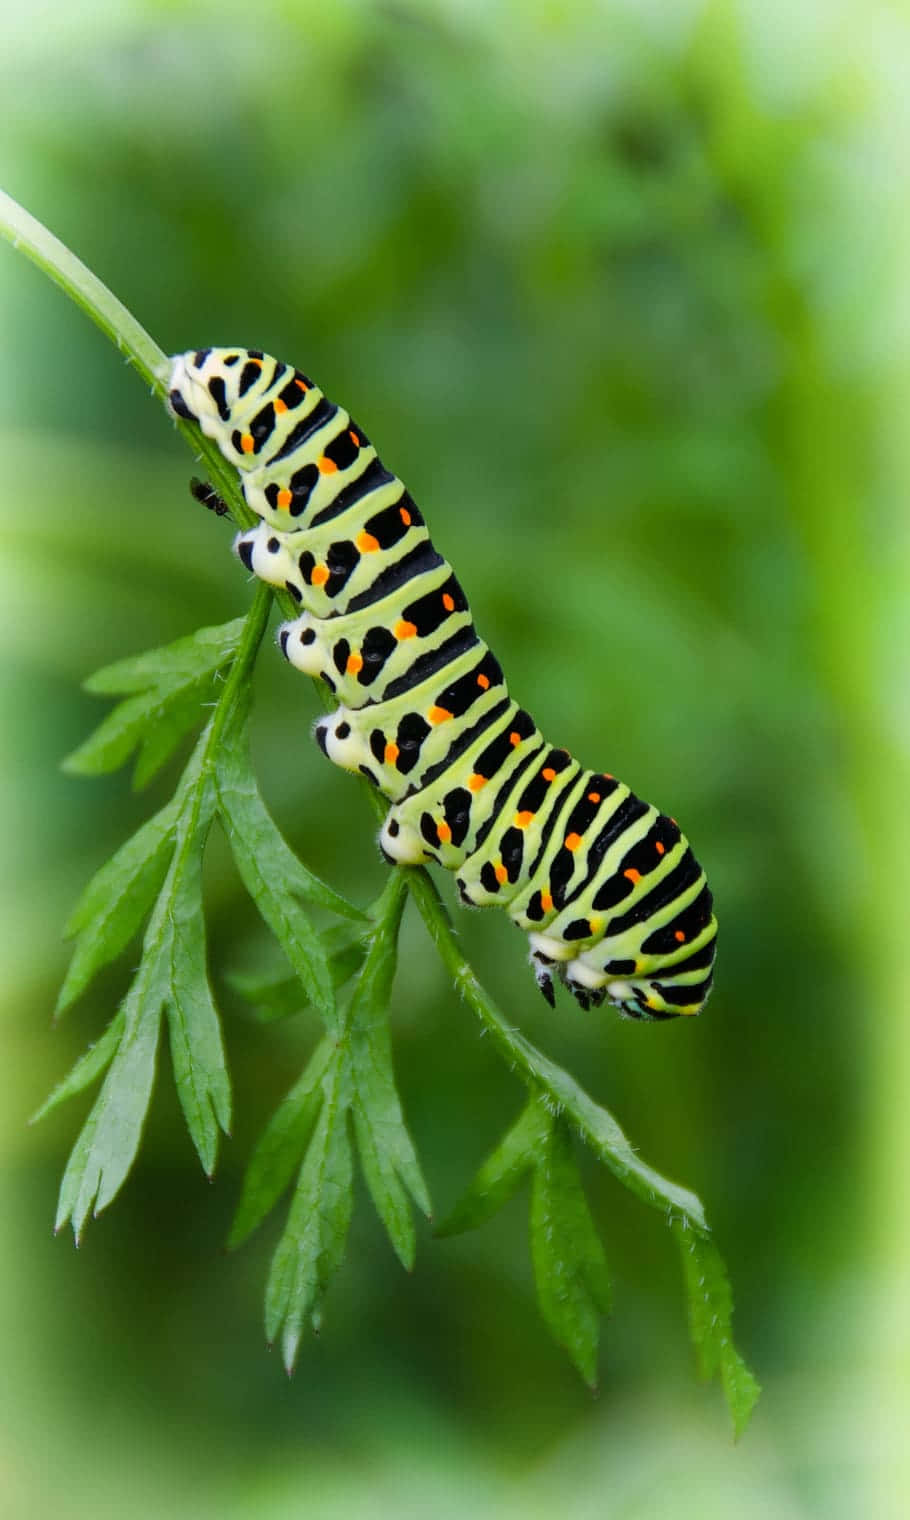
left=168, top=347, right=717, bottom=1019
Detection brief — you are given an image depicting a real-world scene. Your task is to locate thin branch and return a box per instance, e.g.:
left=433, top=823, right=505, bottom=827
left=0, top=187, right=257, bottom=532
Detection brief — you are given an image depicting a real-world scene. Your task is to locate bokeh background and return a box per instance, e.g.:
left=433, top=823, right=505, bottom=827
left=2, top=1, right=909, bottom=1514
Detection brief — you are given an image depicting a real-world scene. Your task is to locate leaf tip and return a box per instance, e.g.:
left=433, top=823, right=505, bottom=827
left=52, top=984, right=75, bottom=1019
left=54, top=1202, right=73, bottom=1238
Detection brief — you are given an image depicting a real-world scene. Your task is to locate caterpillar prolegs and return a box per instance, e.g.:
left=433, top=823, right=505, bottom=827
left=168, top=348, right=717, bottom=1020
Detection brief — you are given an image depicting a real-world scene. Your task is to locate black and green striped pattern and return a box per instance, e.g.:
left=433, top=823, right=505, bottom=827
left=168, top=347, right=717, bottom=1019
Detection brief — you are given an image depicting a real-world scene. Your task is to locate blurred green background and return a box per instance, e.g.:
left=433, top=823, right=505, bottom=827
left=2, top=0, right=909, bottom=1514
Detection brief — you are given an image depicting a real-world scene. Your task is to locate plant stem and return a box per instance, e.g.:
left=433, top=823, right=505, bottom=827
left=0, top=186, right=258, bottom=533
left=0, top=188, right=166, bottom=393
left=205, top=583, right=273, bottom=753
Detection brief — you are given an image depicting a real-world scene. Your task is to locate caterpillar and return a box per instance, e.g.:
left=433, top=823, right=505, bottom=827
left=168, top=347, right=717, bottom=1020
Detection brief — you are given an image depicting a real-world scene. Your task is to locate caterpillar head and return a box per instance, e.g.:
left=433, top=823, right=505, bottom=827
left=168, top=347, right=333, bottom=531
left=168, top=349, right=282, bottom=470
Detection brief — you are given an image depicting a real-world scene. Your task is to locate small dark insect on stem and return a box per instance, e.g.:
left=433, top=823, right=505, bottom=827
left=189, top=477, right=230, bottom=517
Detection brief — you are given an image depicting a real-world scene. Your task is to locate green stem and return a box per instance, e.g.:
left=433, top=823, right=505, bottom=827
left=204, top=582, right=273, bottom=754
left=171, top=580, right=273, bottom=863
left=0, top=187, right=166, bottom=392
left=0, top=186, right=258, bottom=535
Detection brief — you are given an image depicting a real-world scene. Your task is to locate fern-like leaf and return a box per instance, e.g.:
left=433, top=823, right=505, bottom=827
left=529, top=1115, right=612, bottom=1388
left=63, top=619, right=245, bottom=786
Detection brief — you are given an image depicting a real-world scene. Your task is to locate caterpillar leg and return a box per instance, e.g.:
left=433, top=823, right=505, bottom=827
left=311, top=708, right=385, bottom=786
left=277, top=613, right=324, bottom=678
left=530, top=948, right=556, bottom=1008
left=234, top=524, right=305, bottom=599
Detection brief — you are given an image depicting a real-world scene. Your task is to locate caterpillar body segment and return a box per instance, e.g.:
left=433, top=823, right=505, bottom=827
left=168, top=347, right=717, bottom=1022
